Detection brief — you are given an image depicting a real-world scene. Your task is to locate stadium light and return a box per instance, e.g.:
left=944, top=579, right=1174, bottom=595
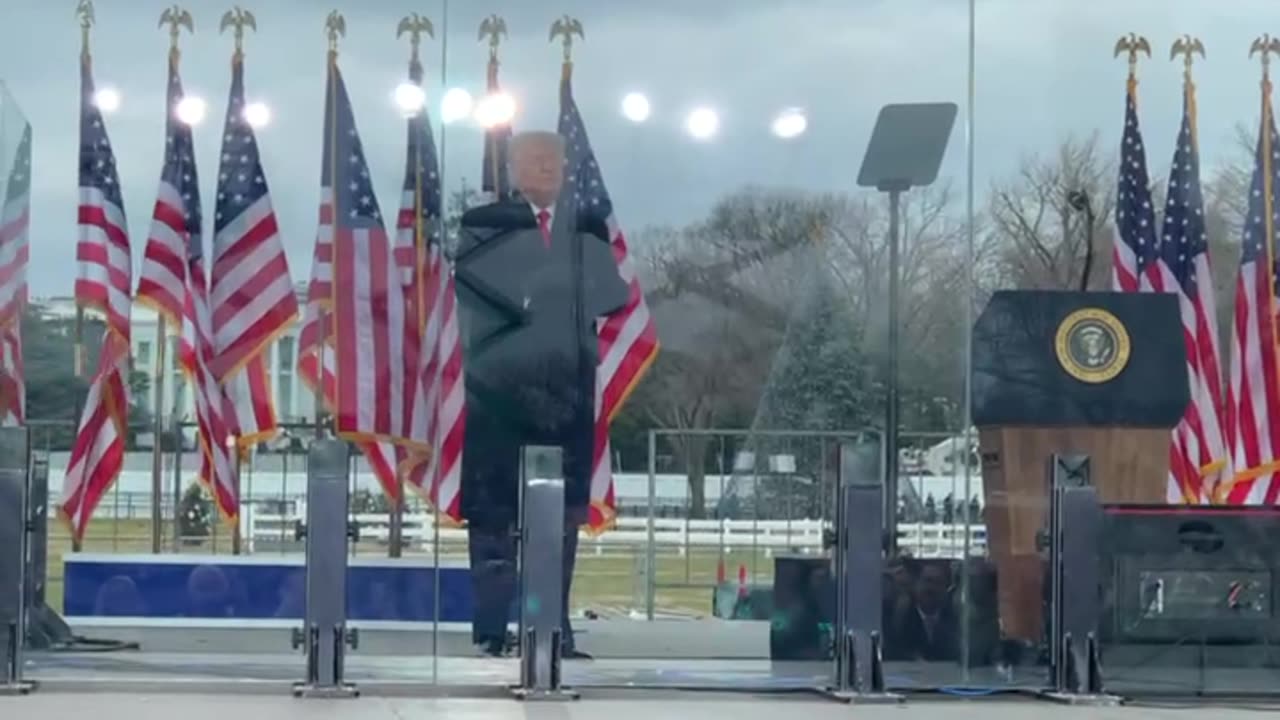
left=771, top=108, right=807, bottom=140
left=440, top=88, right=473, bottom=124
left=394, top=81, right=426, bottom=117
left=94, top=87, right=121, bottom=114
left=175, top=95, right=207, bottom=126
left=475, top=91, right=516, bottom=128
left=243, top=101, right=271, bottom=129
left=621, top=92, right=651, bottom=123
left=685, top=107, right=720, bottom=141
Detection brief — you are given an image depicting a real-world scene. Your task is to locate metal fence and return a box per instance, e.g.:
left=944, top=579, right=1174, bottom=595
left=33, top=420, right=984, bottom=617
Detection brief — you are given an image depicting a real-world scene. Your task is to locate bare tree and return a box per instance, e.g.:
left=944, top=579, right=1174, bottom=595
left=627, top=185, right=979, bottom=515
left=824, top=184, right=988, bottom=431
left=1202, top=122, right=1263, bottom=351
left=989, top=134, right=1116, bottom=291
left=630, top=190, right=832, bottom=517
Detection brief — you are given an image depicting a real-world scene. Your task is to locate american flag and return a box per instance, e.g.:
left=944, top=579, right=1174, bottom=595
left=138, top=59, right=237, bottom=519
left=60, top=334, right=129, bottom=541
left=1149, top=86, right=1228, bottom=504
left=397, top=54, right=464, bottom=518
left=61, top=56, right=131, bottom=541
left=75, top=58, right=132, bottom=335
left=1112, top=81, right=1158, bottom=293
left=1225, top=94, right=1280, bottom=506
left=0, top=122, right=30, bottom=425
left=299, top=58, right=421, bottom=463
left=559, top=70, right=660, bottom=531
left=210, top=55, right=297, bottom=447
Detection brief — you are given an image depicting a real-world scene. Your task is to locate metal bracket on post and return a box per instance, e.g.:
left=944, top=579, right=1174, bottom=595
left=512, top=445, right=579, bottom=701
left=23, top=453, right=70, bottom=651
left=292, top=439, right=359, bottom=699
left=1039, top=454, right=1116, bottom=706
left=0, top=427, right=34, bottom=695
left=823, top=437, right=901, bottom=704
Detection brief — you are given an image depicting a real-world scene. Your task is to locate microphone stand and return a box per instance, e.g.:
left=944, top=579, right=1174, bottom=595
left=1068, top=191, right=1095, bottom=292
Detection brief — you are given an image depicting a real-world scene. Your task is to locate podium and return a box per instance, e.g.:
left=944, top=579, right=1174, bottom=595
left=970, top=290, right=1188, bottom=643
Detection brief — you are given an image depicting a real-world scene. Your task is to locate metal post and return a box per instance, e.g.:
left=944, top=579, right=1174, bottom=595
left=389, top=476, right=403, bottom=559
left=24, top=455, right=48, bottom=614
left=231, top=449, right=242, bottom=556
left=513, top=445, right=578, bottom=701
left=292, top=439, right=359, bottom=699
left=645, top=430, right=658, bottom=621
left=150, top=318, right=168, bottom=554
left=0, top=427, right=34, bottom=694
left=23, top=454, right=71, bottom=652
left=280, top=442, right=290, bottom=550
left=823, top=436, right=900, bottom=704
left=1041, top=454, right=1115, bottom=705
left=171, top=428, right=183, bottom=552
left=885, top=190, right=901, bottom=555
left=960, top=0, right=977, bottom=686
left=246, top=458, right=255, bottom=551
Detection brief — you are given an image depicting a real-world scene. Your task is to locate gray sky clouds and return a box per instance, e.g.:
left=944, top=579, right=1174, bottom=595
left=0, top=0, right=1276, bottom=297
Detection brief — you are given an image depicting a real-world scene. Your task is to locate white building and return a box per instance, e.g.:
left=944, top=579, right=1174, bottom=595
left=37, top=287, right=318, bottom=427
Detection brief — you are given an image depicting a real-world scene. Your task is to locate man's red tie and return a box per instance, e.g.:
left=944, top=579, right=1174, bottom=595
left=537, top=209, right=551, bottom=248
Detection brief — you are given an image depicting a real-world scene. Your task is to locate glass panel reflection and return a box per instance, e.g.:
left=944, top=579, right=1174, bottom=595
left=430, top=0, right=973, bottom=692
left=0, top=0, right=1264, bottom=702
left=974, top=0, right=1280, bottom=698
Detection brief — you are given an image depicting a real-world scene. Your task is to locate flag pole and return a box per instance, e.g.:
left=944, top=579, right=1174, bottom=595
left=1256, top=34, right=1280, bottom=450
left=1169, top=36, right=1210, bottom=502
left=72, top=0, right=95, bottom=554
left=1171, top=36, right=1203, bottom=150
left=149, top=7, right=192, bottom=554
left=392, top=12, right=434, bottom=557
left=220, top=7, right=255, bottom=556
left=479, top=14, right=506, bottom=200
left=318, top=11, right=344, bottom=439
left=1114, top=33, right=1150, bottom=127
left=551, top=13, right=585, bottom=530
left=432, top=0, right=448, bottom=687
left=75, top=2, right=91, bottom=378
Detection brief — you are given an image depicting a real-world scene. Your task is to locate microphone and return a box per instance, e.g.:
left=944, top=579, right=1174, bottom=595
left=1068, top=190, right=1095, bottom=292
left=1067, top=190, right=1092, bottom=214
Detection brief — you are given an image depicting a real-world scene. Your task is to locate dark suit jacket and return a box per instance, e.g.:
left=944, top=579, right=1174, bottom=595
left=884, top=602, right=960, bottom=662
left=454, top=200, right=627, bottom=519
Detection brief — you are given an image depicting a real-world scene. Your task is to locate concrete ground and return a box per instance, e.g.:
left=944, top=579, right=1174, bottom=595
left=4, top=693, right=1277, bottom=720
left=34, top=619, right=1280, bottom=696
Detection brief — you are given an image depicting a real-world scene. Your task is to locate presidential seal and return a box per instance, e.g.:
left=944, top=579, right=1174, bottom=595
left=1054, top=308, right=1130, bottom=383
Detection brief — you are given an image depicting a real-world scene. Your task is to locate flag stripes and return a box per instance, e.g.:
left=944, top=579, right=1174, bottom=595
left=1225, top=82, right=1280, bottom=506
left=61, top=54, right=131, bottom=541
left=559, top=70, right=660, bottom=531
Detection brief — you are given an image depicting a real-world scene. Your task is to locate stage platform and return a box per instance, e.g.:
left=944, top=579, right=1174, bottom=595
left=19, top=649, right=1280, bottom=698
left=14, top=619, right=1280, bottom=698
left=60, top=616, right=767, bottom=658
left=10, top=693, right=1276, bottom=720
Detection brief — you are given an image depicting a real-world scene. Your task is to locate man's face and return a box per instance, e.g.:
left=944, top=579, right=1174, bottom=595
left=513, top=140, right=564, bottom=208
left=915, top=564, right=949, bottom=613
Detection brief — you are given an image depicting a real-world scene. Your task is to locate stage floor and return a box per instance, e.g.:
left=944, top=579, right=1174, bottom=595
left=9, top=619, right=1275, bottom=698
left=18, top=651, right=1280, bottom=697
left=10, top=693, right=1279, bottom=720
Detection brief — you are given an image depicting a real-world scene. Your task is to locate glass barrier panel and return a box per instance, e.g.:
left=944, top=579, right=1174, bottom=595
left=431, top=0, right=973, bottom=692
left=974, top=0, right=1280, bottom=698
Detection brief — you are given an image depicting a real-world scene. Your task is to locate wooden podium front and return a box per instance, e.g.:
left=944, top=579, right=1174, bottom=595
left=971, top=291, right=1188, bottom=644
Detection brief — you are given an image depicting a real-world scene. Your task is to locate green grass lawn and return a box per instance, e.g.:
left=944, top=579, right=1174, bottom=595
left=45, top=519, right=779, bottom=618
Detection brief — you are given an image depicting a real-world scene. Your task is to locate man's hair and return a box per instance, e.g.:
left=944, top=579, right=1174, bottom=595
left=509, top=131, right=566, bottom=165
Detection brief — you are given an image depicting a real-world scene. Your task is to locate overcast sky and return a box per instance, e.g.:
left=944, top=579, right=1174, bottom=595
left=0, top=0, right=1275, bottom=297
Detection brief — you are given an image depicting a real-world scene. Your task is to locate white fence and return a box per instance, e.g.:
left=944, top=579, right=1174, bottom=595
left=242, top=509, right=987, bottom=560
